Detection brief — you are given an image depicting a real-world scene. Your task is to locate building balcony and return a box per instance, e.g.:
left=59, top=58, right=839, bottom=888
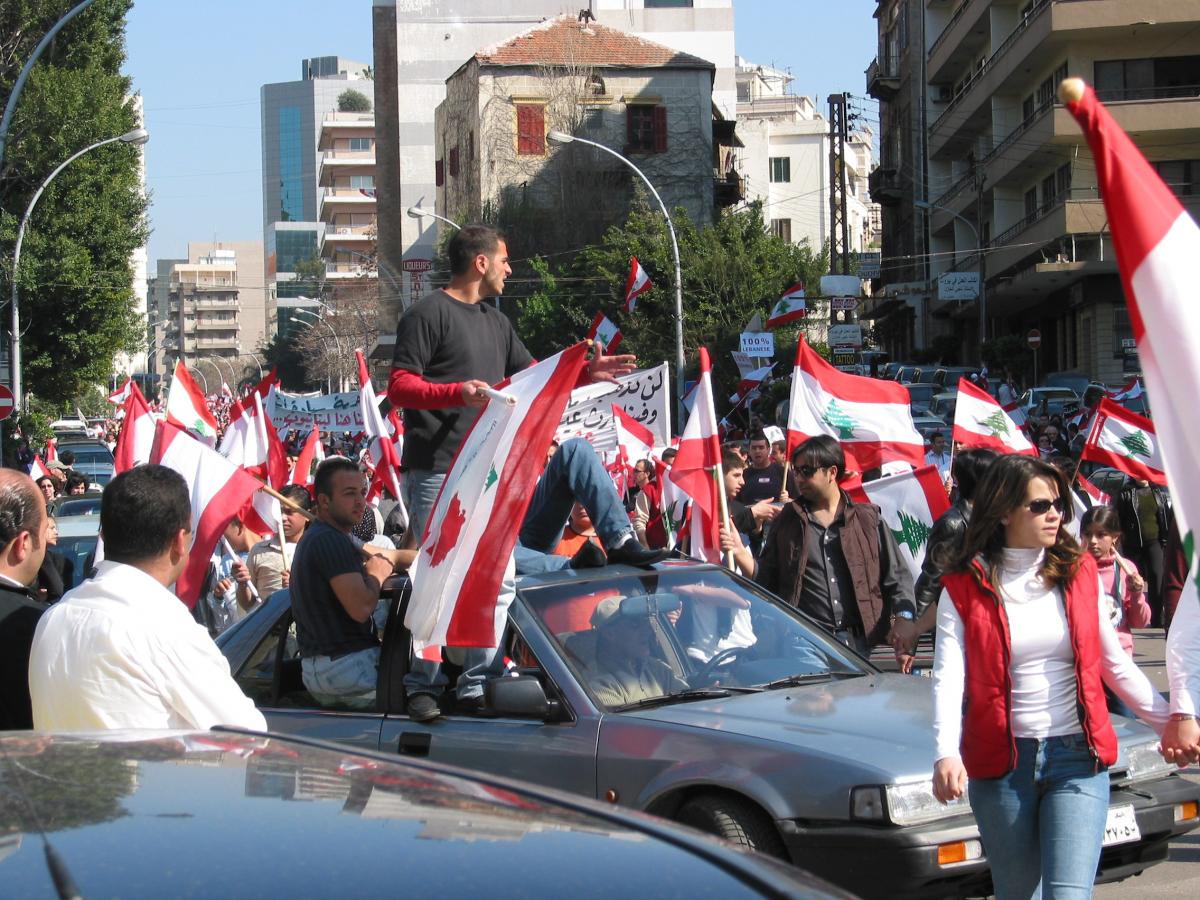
left=868, top=166, right=905, bottom=206
left=194, top=320, right=239, bottom=332
left=318, top=188, right=377, bottom=217
left=927, top=0, right=990, bottom=86
left=325, top=261, right=377, bottom=279
left=713, top=170, right=744, bottom=208
left=986, top=196, right=1108, bottom=277
left=865, top=55, right=900, bottom=101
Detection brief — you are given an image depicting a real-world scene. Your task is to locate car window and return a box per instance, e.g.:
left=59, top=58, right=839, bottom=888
left=53, top=536, right=97, bottom=589
left=522, top=570, right=864, bottom=710
left=234, top=613, right=317, bottom=709
left=55, top=498, right=101, bottom=517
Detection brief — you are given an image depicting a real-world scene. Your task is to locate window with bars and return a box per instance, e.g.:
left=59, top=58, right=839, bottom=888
left=516, top=104, right=546, bottom=155
left=626, top=104, right=666, bottom=154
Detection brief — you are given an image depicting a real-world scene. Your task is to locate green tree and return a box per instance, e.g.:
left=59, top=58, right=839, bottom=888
left=1, top=0, right=148, bottom=404
left=337, top=89, right=371, bottom=113
left=260, top=331, right=317, bottom=393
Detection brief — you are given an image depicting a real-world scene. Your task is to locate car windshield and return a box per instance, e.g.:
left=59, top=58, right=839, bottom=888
left=521, top=568, right=866, bottom=711
left=62, top=446, right=113, bottom=464
left=55, top=498, right=101, bottom=516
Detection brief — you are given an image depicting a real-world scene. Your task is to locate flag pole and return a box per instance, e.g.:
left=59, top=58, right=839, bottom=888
left=713, top=464, right=735, bottom=571
left=220, top=536, right=261, bottom=605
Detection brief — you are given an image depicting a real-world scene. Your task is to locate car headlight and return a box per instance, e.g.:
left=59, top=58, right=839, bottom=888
left=1124, top=739, right=1175, bottom=784
left=883, top=780, right=972, bottom=826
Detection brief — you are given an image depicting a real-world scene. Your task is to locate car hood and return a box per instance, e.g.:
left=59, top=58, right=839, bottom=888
left=623, top=673, right=1159, bottom=783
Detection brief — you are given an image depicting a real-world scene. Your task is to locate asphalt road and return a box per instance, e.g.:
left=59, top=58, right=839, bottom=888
left=1094, top=628, right=1200, bottom=898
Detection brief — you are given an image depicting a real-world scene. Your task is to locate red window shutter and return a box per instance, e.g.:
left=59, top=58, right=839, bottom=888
left=517, top=104, right=545, bottom=155
left=653, top=106, right=667, bottom=153
left=435, top=159, right=444, bottom=186
left=626, top=106, right=636, bottom=149
left=449, top=146, right=459, bottom=177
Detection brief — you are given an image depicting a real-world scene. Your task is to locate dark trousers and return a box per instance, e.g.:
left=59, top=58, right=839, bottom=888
left=1138, top=541, right=1166, bottom=627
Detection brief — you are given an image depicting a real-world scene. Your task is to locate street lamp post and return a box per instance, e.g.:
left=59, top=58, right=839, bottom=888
left=9, top=127, right=149, bottom=409
left=406, top=206, right=462, bottom=231
left=546, top=130, right=686, bottom=427
left=915, top=198, right=987, bottom=351
left=294, top=308, right=345, bottom=391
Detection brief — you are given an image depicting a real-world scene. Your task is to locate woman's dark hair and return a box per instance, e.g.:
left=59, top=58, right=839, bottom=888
left=447, top=225, right=504, bottom=276
left=952, top=448, right=999, bottom=503
left=791, top=434, right=844, bottom=476
left=1080, top=505, right=1122, bottom=537
left=947, top=454, right=1083, bottom=589
left=101, top=465, right=191, bottom=564
left=279, top=483, right=313, bottom=511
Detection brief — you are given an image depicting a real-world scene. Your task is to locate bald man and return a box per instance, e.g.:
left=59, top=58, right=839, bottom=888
left=0, top=469, right=50, bottom=730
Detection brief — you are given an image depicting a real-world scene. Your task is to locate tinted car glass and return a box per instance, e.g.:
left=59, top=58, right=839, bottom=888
left=59, top=444, right=114, bottom=464
left=905, top=384, right=936, bottom=407
left=54, top=535, right=98, bottom=588
left=54, top=497, right=102, bottom=517
left=522, top=570, right=865, bottom=710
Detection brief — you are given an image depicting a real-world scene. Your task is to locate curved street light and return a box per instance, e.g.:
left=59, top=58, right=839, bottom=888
left=188, top=364, right=209, bottom=395
left=546, top=130, right=685, bottom=427
left=915, top=199, right=987, bottom=349
left=294, top=308, right=346, bottom=391
left=9, top=126, right=150, bottom=408
left=406, top=206, right=461, bottom=231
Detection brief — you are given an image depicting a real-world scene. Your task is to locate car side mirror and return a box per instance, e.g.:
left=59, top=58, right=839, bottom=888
left=485, top=675, right=552, bottom=719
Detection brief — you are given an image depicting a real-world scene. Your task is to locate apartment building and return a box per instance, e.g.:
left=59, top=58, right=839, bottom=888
left=870, top=0, right=1200, bottom=382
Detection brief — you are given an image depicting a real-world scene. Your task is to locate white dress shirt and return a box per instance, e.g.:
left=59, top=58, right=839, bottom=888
left=1167, top=586, right=1200, bottom=716
left=933, top=548, right=1168, bottom=761
left=28, top=560, right=267, bottom=732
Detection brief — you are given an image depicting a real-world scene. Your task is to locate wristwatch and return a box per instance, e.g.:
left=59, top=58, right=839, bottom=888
left=1169, top=713, right=1198, bottom=722
left=893, top=610, right=915, bottom=621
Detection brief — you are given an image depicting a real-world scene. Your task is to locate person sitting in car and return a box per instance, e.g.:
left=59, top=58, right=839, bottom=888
left=587, top=595, right=687, bottom=707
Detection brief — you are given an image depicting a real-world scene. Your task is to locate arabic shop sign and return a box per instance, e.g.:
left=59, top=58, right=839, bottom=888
left=938, top=272, right=979, bottom=301
left=555, top=363, right=671, bottom=452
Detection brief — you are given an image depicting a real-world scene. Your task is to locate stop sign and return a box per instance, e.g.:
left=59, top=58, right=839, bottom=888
left=1027, top=328, right=1042, bottom=350
left=0, top=384, right=13, bottom=421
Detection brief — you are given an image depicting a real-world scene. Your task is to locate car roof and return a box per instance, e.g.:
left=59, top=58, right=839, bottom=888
left=0, top=729, right=833, bottom=898
left=54, top=515, right=101, bottom=537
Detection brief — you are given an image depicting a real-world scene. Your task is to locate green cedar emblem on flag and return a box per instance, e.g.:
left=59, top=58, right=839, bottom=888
left=1119, top=430, right=1152, bottom=459
left=485, top=465, right=499, bottom=489
left=976, top=411, right=1010, bottom=439
left=891, top=510, right=932, bottom=557
left=822, top=399, right=858, bottom=439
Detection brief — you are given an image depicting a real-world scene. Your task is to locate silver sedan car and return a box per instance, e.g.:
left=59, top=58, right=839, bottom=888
left=218, top=562, right=1200, bottom=899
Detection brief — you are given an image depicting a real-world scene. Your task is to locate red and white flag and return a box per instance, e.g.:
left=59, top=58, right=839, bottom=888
left=729, top=364, right=774, bottom=406
left=586, top=311, right=623, bottom=353
left=623, top=257, right=652, bottom=313
left=669, top=348, right=723, bottom=564
left=405, top=342, right=590, bottom=649
left=952, top=377, right=1037, bottom=456
left=1002, top=400, right=1028, bottom=428
left=786, top=339, right=925, bottom=472
left=108, top=378, right=133, bottom=406
left=44, top=437, right=57, bottom=464
left=288, top=422, right=324, bottom=486
left=220, top=381, right=234, bottom=400
left=1078, top=473, right=1110, bottom=507
left=29, top=455, right=51, bottom=482
left=219, top=370, right=287, bottom=537
left=1106, top=377, right=1144, bottom=403
left=113, top=381, right=156, bottom=474
left=166, top=361, right=220, bottom=447
left=356, top=350, right=404, bottom=506
left=1080, top=398, right=1166, bottom=486
left=847, top=465, right=950, bottom=580
left=766, top=283, right=807, bottom=329
left=612, top=404, right=657, bottom=471
left=151, top=421, right=266, bottom=609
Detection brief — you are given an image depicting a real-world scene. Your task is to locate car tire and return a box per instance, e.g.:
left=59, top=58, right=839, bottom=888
left=676, top=794, right=786, bottom=858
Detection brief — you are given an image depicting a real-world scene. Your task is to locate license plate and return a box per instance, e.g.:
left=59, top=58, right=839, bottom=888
left=1102, top=804, right=1141, bottom=847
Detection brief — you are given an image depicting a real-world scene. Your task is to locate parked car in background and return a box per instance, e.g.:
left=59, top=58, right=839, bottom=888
left=932, top=367, right=981, bottom=389
left=50, top=492, right=102, bottom=518
left=1018, top=387, right=1081, bottom=419
left=894, top=365, right=923, bottom=384
left=52, top=515, right=100, bottom=591
left=881, top=361, right=910, bottom=380
left=927, top=391, right=958, bottom=423
left=0, top=730, right=838, bottom=899
left=218, top=563, right=1200, bottom=899
left=905, top=383, right=938, bottom=414
left=912, top=414, right=950, bottom=445
left=55, top=439, right=115, bottom=487
left=1084, top=466, right=1132, bottom=499
left=1045, top=371, right=1092, bottom=397
left=857, top=350, right=889, bottom=377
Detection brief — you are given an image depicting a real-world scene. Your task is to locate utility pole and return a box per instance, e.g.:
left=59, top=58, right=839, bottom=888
left=827, top=93, right=851, bottom=278
left=975, top=164, right=988, bottom=351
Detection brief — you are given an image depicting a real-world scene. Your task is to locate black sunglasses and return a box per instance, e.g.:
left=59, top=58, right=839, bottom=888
left=1026, top=497, right=1065, bottom=515
left=795, top=464, right=827, bottom=479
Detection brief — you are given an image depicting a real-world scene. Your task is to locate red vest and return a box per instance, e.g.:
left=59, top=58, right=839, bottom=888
left=941, top=553, right=1117, bottom=779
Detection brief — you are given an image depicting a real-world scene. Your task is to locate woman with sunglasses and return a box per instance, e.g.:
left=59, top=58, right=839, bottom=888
left=930, top=454, right=1169, bottom=899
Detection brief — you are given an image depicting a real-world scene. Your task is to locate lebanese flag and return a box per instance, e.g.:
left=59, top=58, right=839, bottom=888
left=108, top=378, right=133, bottom=406
left=356, top=350, right=403, bottom=504
left=150, top=421, right=266, bottom=609
left=846, top=465, right=950, bottom=580
left=29, top=455, right=51, bottom=481
left=1002, top=400, right=1028, bottom=428
left=669, top=348, right=723, bottom=564
left=44, top=437, right=57, bottom=464
left=1107, top=377, right=1144, bottom=402
left=288, top=424, right=323, bottom=486
left=613, top=404, right=657, bottom=471
left=586, top=311, right=623, bottom=353
left=1078, top=473, right=1110, bottom=506
left=729, top=364, right=774, bottom=405
left=623, top=257, right=652, bottom=313
left=767, top=283, right=807, bottom=328
left=113, top=381, right=156, bottom=473
left=1080, top=398, right=1166, bottom=486
left=166, top=361, right=220, bottom=447
left=405, top=342, right=589, bottom=648
left=952, top=377, right=1036, bottom=456
left=786, top=338, right=925, bottom=472
left=219, top=371, right=288, bottom=536
left=654, top=456, right=688, bottom=544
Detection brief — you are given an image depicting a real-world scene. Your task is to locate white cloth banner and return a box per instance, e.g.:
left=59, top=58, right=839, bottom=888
left=268, top=389, right=365, bottom=433
left=555, top=363, right=669, bottom=452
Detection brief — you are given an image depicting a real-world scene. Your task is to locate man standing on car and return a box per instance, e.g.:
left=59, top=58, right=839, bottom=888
left=757, top=435, right=918, bottom=657
left=28, top=465, right=266, bottom=731
left=387, top=224, right=649, bottom=721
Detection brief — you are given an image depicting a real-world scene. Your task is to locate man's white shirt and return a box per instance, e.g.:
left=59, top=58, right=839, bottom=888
left=925, top=449, right=952, bottom=481
left=28, top=560, right=266, bottom=731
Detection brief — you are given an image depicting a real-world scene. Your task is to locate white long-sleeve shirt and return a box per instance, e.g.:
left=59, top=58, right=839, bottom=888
left=1168, top=587, right=1200, bottom=716
left=933, top=547, right=1169, bottom=761
left=28, top=560, right=266, bottom=732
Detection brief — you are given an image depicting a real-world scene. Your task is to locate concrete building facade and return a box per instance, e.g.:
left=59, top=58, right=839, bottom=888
left=371, top=0, right=736, bottom=353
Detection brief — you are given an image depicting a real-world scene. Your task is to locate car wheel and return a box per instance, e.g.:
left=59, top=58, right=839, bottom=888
left=676, top=794, right=786, bottom=858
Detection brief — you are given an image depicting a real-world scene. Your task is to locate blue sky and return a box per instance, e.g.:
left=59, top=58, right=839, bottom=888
left=124, top=0, right=879, bottom=263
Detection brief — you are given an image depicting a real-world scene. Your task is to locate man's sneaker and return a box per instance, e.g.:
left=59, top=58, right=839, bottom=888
left=407, top=693, right=441, bottom=722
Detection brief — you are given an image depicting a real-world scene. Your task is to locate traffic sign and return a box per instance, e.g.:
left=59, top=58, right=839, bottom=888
left=1027, top=329, right=1042, bottom=350
left=830, top=297, right=859, bottom=312
left=0, top=385, right=13, bottom=421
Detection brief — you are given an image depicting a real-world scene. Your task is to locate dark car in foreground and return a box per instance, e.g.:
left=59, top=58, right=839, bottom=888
left=0, top=729, right=844, bottom=899
left=218, top=562, right=1200, bottom=899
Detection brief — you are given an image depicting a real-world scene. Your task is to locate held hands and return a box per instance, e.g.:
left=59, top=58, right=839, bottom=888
left=932, top=757, right=968, bottom=803
left=588, top=343, right=637, bottom=384
left=460, top=380, right=491, bottom=408
left=1160, top=717, right=1200, bottom=767
left=888, top=616, right=919, bottom=656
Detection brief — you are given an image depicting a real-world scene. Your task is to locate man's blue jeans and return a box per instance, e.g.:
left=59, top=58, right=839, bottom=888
left=968, top=734, right=1110, bottom=900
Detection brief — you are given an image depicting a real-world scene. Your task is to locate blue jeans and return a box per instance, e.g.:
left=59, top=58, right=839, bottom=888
left=302, top=647, right=380, bottom=709
left=969, top=734, right=1110, bottom=900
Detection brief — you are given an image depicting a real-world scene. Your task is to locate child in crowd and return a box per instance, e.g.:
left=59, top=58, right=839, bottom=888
left=1080, top=506, right=1151, bottom=659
